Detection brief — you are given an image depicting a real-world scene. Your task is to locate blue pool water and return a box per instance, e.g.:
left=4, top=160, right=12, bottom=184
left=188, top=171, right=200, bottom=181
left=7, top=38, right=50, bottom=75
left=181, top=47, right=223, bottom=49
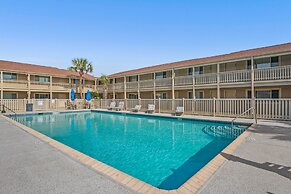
left=13, top=111, right=248, bottom=190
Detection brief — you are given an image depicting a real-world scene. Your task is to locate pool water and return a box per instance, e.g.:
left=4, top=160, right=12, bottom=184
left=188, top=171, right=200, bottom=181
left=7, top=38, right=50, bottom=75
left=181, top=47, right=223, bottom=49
left=13, top=111, right=248, bottom=190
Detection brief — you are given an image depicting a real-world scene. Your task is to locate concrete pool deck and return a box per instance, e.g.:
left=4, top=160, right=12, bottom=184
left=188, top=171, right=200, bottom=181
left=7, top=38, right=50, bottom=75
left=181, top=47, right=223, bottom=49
left=1, top=110, right=291, bottom=193
left=0, top=116, right=134, bottom=194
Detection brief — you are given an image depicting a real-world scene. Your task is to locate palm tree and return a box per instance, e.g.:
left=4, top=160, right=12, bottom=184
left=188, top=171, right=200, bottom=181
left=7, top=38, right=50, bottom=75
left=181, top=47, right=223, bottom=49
left=99, top=75, right=110, bottom=99
left=68, top=58, right=93, bottom=99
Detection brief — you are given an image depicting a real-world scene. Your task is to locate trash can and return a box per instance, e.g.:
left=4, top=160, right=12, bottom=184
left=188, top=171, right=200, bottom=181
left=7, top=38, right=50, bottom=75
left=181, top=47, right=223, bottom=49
left=26, top=103, right=33, bottom=112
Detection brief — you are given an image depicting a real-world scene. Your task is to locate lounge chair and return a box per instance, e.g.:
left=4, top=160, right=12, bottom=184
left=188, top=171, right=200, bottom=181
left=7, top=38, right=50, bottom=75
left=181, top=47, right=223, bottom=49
left=131, top=105, right=141, bottom=112
left=113, top=102, right=124, bottom=111
left=108, top=101, right=116, bottom=110
left=175, top=106, right=184, bottom=116
left=146, top=104, right=155, bottom=114
left=65, top=100, right=76, bottom=110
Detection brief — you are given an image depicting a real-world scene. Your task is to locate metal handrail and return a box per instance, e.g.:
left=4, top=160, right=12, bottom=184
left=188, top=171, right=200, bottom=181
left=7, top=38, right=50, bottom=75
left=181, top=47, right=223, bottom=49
left=1, top=104, right=17, bottom=117
left=231, top=107, right=257, bottom=128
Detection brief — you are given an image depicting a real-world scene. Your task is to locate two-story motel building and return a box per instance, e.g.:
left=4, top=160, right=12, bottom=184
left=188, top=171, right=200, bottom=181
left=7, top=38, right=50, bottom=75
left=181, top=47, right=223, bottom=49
left=104, top=42, right=291, bottom=100
left=0, top=60, right=97, bottom=100
left=1, top=42, right=291, bottom=101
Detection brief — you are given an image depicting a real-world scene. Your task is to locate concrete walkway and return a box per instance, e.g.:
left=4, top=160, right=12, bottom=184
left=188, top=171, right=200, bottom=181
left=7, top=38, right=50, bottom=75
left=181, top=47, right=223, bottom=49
left=0, top=117, right=134, bottom=194
left=198, top=120, right=291, bottom=194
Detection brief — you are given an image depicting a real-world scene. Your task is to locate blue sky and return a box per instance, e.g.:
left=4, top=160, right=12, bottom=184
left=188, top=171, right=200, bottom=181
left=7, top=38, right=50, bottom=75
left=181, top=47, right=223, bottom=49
left=0, top=0, right=291, bottom=76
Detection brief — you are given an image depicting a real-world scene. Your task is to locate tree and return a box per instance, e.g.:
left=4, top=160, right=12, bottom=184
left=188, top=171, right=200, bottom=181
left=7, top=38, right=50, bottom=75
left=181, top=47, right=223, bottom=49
left=99, top=74, right=110, bottom=99
left=68, top=58, right=93, bottom=99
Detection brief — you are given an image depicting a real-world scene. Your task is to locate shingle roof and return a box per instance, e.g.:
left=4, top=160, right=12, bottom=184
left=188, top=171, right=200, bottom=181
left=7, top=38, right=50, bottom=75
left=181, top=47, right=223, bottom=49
left=110, top=42, right=291, bottom=77
left=0, top=60, right=96, bottom=80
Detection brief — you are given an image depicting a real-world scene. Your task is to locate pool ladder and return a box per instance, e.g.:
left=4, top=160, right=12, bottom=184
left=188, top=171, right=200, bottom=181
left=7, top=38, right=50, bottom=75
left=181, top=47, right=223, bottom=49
left=231, top=107, right=257, bottom=128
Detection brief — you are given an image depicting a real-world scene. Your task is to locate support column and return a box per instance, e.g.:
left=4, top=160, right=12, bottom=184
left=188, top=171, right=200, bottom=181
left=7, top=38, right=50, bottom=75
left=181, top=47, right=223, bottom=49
left=171, top=69, right=175, bottom=111
left=113, top=78, right=116, bottom=99
left=0, top=71, right=3, bottom=104
left=94, top=78, right=97, bottom=91
left=27, top=74, right=31, bottom=100
left=137, top=75, right=140, bottom=99
left=192, top=67, right=195, bottom=99
left=68, top=78, right=71, bottom=99
left=171, top=69, right=175, bottom=99
left=50, top=76, right=53, bottom=100
left=251, top=56, right=256, bottom=118
left=251, top=56, right=255, bottom=99
left=153, top=73, right=156, bottom=100
left=123, top=76, right=126, bottom=99
left=217, top=64, right=220, bottom=99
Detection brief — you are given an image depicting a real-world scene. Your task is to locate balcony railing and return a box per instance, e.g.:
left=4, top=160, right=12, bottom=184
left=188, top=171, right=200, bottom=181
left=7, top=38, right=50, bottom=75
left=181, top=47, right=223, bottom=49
left=114, top=83, right=124, bottom=90
left=174, top=75, right=193, bottom=86
left=126, top=82, right=138, bottom=89
left=155, top=78, right=172, bottom=87
left=195, top=73, right=217, bottom=85
left=2, top=80, right=28, bottom=89
left=139, top=80, right=154, bottom=88
left=220, top=69, right=251, bottom=83
left=254, top=65, right=291, bottom=81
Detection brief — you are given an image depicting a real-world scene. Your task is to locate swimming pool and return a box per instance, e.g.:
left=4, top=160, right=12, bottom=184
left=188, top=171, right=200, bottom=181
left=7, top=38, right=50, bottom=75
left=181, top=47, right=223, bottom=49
left=12, top=110, right=248, bottom=190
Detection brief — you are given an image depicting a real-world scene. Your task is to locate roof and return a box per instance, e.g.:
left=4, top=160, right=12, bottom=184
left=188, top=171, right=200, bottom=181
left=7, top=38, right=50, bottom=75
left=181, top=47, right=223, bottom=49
left=110, top=42, right=291, bottom=77
left=0, top=60, right=96, bottom=80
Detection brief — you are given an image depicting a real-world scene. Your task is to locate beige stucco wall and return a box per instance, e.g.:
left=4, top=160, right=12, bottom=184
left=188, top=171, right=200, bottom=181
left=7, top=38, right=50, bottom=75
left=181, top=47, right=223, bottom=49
left=220, top=60, right=246, bottom=72
left=53, top=77, right=69, bottom=83
left=140, top=92, right=153, bottom=99
left=52, top=93, right=69, bottom=99
left=139, top=73, right=153, bottom=81
left=175, top=69, right=188, bottom=77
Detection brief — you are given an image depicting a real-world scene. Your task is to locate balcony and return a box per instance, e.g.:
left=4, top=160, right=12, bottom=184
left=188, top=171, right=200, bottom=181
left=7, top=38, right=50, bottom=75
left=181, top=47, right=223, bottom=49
left=254, top=65, right=291, bottom=81
left=195, top=73, right=217, bottom=85
left=139, top=80, right=154, bottom=89
left=52, top=82, right=71, bottom=91
left=2, top=80, right=28, bottom=90
left=155, top=78, right=172, bottom=87
left=220, top=70, right=251, bottom=83
left=126, top=82, right=138, bottom=90
left=30, top=81, right=50, bottom=91
left=174, top=76, right=193, bottom=86
left=114, top=83, right=124, bottom=91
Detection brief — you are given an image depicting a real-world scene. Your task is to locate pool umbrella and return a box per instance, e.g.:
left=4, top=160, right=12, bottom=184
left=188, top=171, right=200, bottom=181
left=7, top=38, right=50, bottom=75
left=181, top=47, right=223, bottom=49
left=85, top=90, right=91, bottom=101
left=71, top=88, right=75, bottom=101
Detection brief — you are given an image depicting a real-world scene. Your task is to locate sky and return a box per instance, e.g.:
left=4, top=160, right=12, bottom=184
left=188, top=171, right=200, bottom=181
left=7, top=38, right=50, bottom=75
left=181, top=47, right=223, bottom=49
left=0, top=0, right=291, bottom=76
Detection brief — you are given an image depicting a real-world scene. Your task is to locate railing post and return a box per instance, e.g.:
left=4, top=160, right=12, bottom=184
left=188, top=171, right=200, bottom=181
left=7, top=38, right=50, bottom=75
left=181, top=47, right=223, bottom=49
left=125, top=98, right=127, bottom=110
left=158, top=98, right=161, bottom=113
left=213, top=97, right=216, bottom=117
left=182, top=98, right=185, bottom=108
left=100, top=98, right=102, bottom=109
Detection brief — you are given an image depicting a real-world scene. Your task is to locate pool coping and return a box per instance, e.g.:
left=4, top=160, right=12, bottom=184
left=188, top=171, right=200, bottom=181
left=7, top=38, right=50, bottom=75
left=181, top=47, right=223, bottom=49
left=1, top=110, right=253, bottom=194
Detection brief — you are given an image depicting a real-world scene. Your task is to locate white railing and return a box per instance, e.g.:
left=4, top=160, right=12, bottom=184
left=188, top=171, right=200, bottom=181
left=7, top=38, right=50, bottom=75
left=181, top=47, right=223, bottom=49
left=114, top=83, right=124, bottom=90
left=155, top=78, right=172, bottom=87
left=1, top=98, right=291, bottom=120
left=220, top=70, right=251, bottom=83
left=254, top=65, right=291, bottom=81
left=139, top=80, right=154, bottom=88
left=195, top=73, right=217, bottom=85
left=126, top=82, right=138, bottom=89
left=174, top=76, right=193, bottom=86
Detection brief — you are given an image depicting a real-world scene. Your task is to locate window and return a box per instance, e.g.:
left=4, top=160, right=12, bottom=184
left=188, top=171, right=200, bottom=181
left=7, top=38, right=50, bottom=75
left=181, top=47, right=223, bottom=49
left=3, top=73, right=17, bottom=80
left=255, top=56, right=279, bottom=69
left=247, top=90, right=279, bottom=99
left=128, top=93, right=138, bottom=99
left=35, top=93, right=50, bottom=99
left=3, top=93, right=17, bottom=99
left=188, top=68, right=193, bottom=76
left=195, top=91, right=204, bottom=99
left=194, top=66, right=203, bottom=75
left=155, top=72, right=167, bottom=79
left=35, top=76, right=50, bottom=82
left=110, top=79, right=113, bottom=84
left=128, top=76, right=138, bottom=82
left=188, top=91, right=193, bottom=99
left=156, top=92, right=167, bottom=99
